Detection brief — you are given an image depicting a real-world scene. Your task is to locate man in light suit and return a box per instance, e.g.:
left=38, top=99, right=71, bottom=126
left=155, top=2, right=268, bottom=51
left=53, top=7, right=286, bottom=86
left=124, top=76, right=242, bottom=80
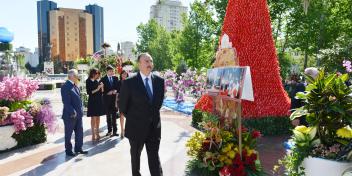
left=119, top=53, right=165, bottom=176
left=61, top=69, right=88, bottom=157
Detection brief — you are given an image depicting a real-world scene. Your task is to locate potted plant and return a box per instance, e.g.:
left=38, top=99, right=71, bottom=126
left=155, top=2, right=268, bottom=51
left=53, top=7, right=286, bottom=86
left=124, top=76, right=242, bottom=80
left=284, top=69, right=352, bottom=176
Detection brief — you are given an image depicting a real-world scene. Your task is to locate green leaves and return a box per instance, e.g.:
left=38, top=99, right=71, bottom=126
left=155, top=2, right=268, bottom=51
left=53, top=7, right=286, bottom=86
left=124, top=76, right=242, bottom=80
left=290, top=107, right=307, bottom=120
left=136, top=19, right=174, bottom=71
left=291, top=69, right=352, bottom=148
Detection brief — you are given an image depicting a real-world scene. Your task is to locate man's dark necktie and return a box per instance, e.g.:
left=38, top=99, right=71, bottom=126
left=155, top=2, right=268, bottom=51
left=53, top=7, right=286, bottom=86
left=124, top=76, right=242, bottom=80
left=109, top=77, right=113, bottom=86
left=145, top=78, right=153, bottom=103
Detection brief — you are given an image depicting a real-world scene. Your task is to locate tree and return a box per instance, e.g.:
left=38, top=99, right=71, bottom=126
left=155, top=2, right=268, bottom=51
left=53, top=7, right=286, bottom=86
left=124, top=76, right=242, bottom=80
left=268, top=0, right=352, bottom=72
left=136, top=19, right=174, bottom=71
left=178, top=1, right=217, bottom=69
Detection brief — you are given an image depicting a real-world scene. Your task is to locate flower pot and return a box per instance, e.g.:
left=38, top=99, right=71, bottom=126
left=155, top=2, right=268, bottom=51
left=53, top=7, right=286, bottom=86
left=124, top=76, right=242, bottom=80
left=0, top=125, right=17, bottom=151
left=302, top=157, right=352, bottom=176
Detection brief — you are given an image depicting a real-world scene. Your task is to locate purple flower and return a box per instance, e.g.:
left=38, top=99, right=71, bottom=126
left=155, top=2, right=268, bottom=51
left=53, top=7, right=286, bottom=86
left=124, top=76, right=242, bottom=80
left=343, top=60, right=352, bottom=73
left=40, top=98, right=51, bottom=106
left=37, top=104, right=57, bottom=134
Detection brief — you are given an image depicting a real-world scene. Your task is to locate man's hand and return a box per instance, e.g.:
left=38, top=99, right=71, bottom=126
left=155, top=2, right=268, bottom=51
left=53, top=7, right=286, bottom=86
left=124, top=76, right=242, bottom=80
left=107, top=90, right=115, bottom=95
left=70, top=111, right=77, bottom=118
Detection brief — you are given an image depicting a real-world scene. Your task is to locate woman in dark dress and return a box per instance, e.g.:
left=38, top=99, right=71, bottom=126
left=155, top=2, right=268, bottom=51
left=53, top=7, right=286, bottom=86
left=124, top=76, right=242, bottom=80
left=116, top=70, right=129, bottom=139
left=86, top=68, right=105, bottom=141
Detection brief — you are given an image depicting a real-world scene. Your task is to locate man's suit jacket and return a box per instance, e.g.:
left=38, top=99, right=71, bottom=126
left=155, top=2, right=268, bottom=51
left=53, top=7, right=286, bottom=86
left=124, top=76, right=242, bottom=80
left=61, top=80, right=83, bottom=119
left=119, top=73, right=165, bottom=141
left=100, top=75, right=120, bottom=112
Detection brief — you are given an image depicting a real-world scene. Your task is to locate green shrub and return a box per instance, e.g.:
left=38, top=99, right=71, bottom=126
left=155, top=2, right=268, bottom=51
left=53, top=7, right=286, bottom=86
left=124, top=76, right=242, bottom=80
left=192, top=110, right=292, bottom=136
left=12, top=123, right=46, bottom=148
left=191, top=109, right=203, bottom=128
left=243, top=116, right=292, bottom=136
left=201, top=112, right=219, bottom=124
left=185, top=159, right=219, bottom=176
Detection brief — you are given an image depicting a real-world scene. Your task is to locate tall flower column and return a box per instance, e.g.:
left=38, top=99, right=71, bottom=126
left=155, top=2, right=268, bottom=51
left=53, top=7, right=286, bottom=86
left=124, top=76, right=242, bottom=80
left=221, top=0, right=291, bottom=118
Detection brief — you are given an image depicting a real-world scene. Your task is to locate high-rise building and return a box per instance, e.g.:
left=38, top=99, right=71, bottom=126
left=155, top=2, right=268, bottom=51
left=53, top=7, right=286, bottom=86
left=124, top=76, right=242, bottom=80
left=120, top=41, right=136, bottom=61
left=85, top=4, right=104, bottom=52
left=49, top=8, right=93, bottom=62
left=37, top=0, right=57, bottom=64
left=150, top=0, right=188, bottom=31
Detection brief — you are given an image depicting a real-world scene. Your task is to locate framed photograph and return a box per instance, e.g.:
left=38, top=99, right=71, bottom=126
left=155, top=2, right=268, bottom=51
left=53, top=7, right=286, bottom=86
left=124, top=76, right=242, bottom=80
left=206, top=66, right=246, bottom=99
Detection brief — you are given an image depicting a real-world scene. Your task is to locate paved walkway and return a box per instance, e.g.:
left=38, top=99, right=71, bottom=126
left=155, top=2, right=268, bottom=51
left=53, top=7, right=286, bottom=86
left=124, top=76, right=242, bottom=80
left=0, top=89, right=287, bottom=176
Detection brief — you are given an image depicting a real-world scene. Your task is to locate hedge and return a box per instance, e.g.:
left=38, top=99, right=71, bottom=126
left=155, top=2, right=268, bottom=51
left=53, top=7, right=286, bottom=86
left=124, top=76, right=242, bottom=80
left=191, top=109, right=292, bottom=136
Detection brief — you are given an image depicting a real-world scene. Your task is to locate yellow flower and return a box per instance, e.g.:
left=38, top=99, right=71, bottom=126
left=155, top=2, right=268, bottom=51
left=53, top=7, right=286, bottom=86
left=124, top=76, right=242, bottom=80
left=228, top=151, right=235, bottom=159
left=337, top=126, right=352, bottom=139
left=295, top=125, right=309, bottom=134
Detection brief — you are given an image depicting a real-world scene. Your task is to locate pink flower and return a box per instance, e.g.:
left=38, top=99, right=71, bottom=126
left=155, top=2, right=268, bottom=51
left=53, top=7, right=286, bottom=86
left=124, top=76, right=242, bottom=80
left=10, top=109, right=34, bottom=133
left=0, top=77, right=38, bottom=101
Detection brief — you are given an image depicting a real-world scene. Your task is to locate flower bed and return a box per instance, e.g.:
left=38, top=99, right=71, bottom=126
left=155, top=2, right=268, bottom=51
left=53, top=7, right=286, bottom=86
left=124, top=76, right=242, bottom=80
left=0, top=77, right=56, bottom=152
left=161, top=69, right=207, bottom=103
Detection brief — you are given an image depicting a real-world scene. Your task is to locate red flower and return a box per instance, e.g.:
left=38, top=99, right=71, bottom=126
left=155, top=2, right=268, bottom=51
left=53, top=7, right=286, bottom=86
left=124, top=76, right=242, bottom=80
left=219, top=166, right=232, bottom=176
left=201, top=140, right=211, bottom=151
left=251, top=130, right=261, bottom=138
left=195, top=95, right=213, bottom=113
left=232, top=163, right=245, bottom=176
left=241, top=126, right=248, bottom=133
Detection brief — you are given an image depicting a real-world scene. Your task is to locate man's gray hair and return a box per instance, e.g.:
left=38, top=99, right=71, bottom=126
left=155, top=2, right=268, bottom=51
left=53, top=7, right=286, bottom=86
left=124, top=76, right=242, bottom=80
left=137, top=53, right=152, bottom=62
left=67, top=69, right=79, bottom=78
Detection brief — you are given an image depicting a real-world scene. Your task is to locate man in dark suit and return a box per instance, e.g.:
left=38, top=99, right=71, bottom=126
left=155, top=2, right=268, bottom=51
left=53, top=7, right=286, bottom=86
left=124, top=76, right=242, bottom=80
left=119, top=53, right=165, bottom=176
left=101, top=65, right=120, bottom=137
left=61, top=69, right=88, bottom=157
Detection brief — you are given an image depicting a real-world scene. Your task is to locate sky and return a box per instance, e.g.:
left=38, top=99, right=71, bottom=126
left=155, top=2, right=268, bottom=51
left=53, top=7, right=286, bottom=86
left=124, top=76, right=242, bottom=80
left=0, top=0, right=194, bottom=52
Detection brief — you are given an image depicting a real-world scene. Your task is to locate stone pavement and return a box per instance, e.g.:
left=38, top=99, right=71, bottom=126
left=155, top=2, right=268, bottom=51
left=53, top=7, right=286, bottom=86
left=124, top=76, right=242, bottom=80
left=0, top=89, right=287, bottom=176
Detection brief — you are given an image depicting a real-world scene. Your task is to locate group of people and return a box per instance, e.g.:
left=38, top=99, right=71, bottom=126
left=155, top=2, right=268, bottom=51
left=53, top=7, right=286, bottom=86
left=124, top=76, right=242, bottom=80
left=61, top=53, right=165, bottom=176
left=85, top=66, right=129, bottom=141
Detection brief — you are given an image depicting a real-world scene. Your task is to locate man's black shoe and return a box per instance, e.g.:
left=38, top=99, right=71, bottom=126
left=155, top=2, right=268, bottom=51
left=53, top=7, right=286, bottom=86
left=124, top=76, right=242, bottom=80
left=75, top=150, right=88, bottom=155
left=66, top=152, right=77, bottom=157
left=106, top=132, right=112, bottom=136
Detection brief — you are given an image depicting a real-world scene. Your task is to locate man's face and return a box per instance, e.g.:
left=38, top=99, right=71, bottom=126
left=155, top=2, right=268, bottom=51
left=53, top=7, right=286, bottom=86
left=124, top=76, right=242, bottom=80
left=107, top=69, right=114, bottom=76
left=139, top=56, right=154, bottom=74
left=71, top=74, right=80, bottom=84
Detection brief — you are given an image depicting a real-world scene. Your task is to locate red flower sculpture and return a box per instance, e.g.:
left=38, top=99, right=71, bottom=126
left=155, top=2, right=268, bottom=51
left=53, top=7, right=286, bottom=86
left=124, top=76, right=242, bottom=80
left=221, top=0, right=291, bottom=118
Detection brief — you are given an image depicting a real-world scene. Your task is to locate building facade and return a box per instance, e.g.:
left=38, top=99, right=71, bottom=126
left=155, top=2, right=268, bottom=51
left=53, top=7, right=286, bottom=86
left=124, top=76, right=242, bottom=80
left=37, top=0, right=57, bottom=64
left=85, top=4, right=104, bottom=53
left=120, top=41, right=136, bottom=61
left=49, top=8, right=93, bottom=62
left=150, top=0, right=187, bottom=31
